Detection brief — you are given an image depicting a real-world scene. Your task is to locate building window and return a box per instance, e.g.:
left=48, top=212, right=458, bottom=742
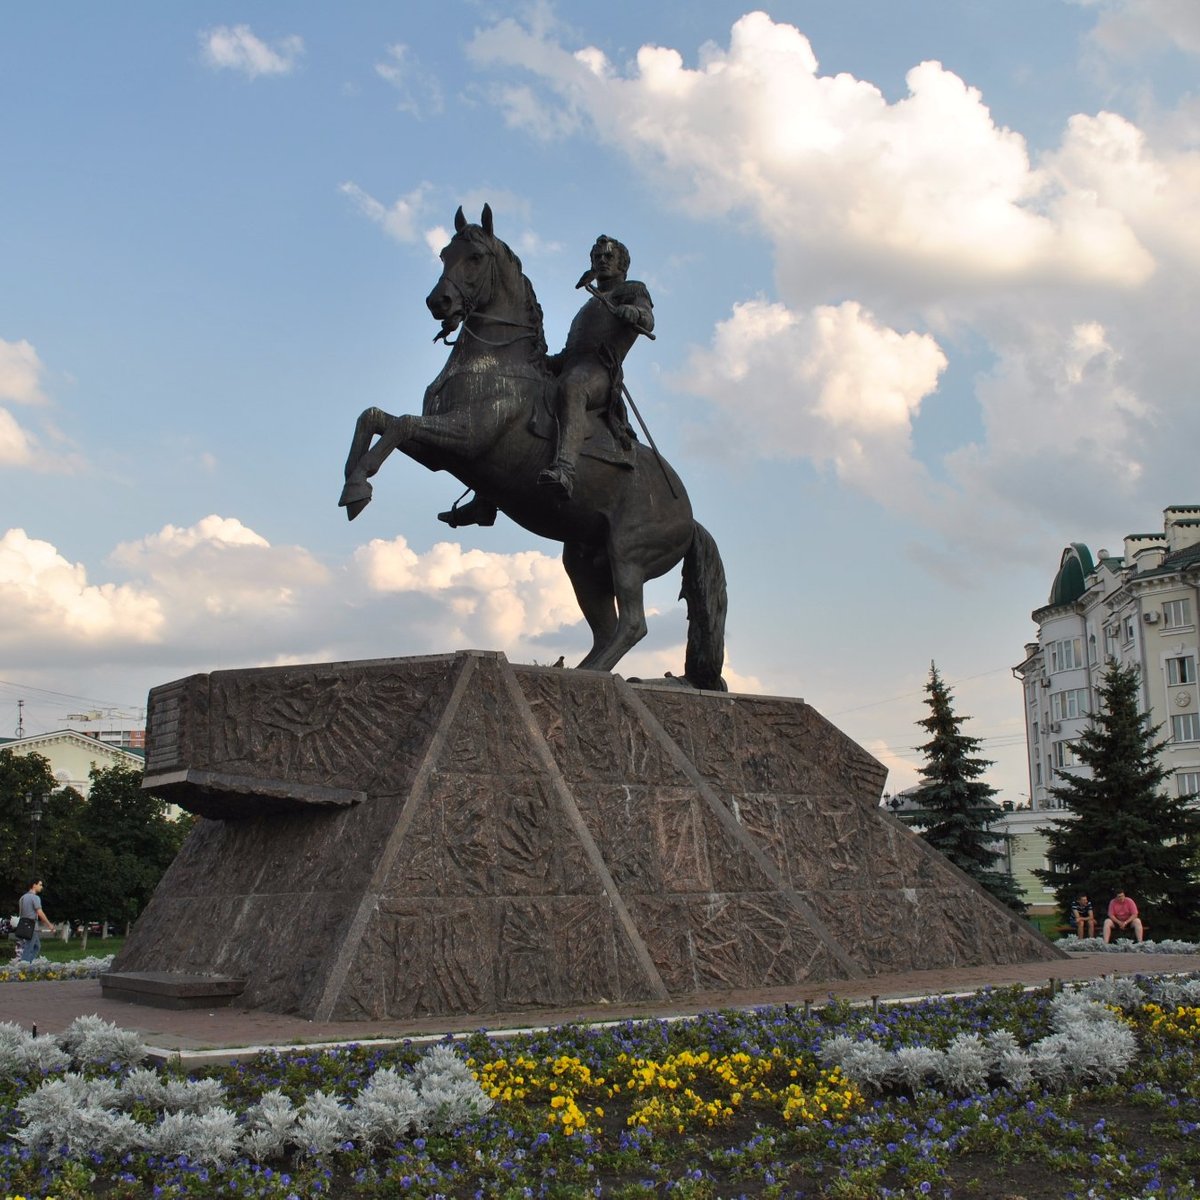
left=1124, top=616, right=1136, bottom=643
left=1168, top=656, right=1196, bottom=686
left=1031, top=720, right=1039, bottom=744
left=1050, top=688, right=1088, bottom=721
left=1172, top=713, right=1200, bottom=743
left=1088, top=633, right=1097, bottom=664
left=1177, top=771, right=1200, bottom=798
left=1035, top=761, right=1043, bottom=784
left=1049, top=637, right=1083, bottom=671
left=1053, top=740, right=1080, bottom=769
left=1163, top=598, right=1193, bottom=629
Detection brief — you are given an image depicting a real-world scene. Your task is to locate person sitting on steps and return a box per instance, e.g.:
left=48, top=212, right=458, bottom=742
left=1103, top=888, right=1144, bottom=943
left=1069, top=892, right=1096, bottom=939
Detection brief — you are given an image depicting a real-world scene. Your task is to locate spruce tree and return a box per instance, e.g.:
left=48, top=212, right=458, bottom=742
left=1036, top=660, right=1200, bottom=938
left=914, top=663, right=1026, bottom=912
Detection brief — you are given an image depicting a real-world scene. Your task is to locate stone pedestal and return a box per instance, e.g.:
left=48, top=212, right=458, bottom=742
left=110, top=651, right=1061, bottom=1020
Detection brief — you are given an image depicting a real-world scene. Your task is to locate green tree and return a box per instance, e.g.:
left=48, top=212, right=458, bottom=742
left=54, top=762, right=193, bottom=929
left=1036, top=661, right=1200, bottom=938
left=914, top=663, right=1026, bottom=912
left=0, top=748, right=60, bottom=902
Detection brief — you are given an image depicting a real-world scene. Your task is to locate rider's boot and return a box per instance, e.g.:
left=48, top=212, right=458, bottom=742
left=338, top=476, right=373, bottom=521
left=438, top=494, right=498, bottom=528
left=537, top=458, right=575, bottom=501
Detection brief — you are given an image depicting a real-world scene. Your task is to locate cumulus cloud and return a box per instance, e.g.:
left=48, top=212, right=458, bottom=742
left=467, top=10, right=1200, bottom=556
left=470, top=12, right=1155, bottom=296
left=677, top=298, right=948, bottom=514
left=110, top=515, right=327, bottom=622
left=354, top=535, right=580, bottom=647
left=0, top=529, right=163, bottom=657
left=1, top=517, right=607, bottom=677
left=200, top=25, right=303, bottom=78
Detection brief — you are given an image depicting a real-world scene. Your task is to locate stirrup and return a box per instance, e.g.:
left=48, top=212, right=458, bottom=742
left=338, top=478, right=373, bottom=521
left=438, top=492, right=497, bottom=528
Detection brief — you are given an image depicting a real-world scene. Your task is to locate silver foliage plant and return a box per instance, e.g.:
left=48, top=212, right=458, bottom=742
left=0, top=954, right=115, bottom=981
left=820, top=993, right=1137, bottom=1096
left=14, top=1031, right=492, bottom=1167
left=1061, top=935, right=1200, bottom=954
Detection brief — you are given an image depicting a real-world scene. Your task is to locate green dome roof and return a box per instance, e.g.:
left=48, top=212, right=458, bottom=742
left=1049, top=542, right=1095, bottom=606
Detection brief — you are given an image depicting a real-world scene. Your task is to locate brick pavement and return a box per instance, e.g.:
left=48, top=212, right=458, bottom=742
left=2, top=951, right=1195, bottom=1067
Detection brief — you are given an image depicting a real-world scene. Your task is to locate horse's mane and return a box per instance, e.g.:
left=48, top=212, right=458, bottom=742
left=462, top=226, right=549, bottom=363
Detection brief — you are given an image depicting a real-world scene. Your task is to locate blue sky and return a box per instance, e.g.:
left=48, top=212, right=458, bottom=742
left=3, top=1, right=1199, bottom=801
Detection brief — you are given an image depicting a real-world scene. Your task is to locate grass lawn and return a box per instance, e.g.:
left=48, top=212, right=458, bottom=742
left=7, top=936, right=123, bottom=963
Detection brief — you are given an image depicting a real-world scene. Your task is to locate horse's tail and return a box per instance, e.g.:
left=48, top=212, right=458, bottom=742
left=681, top=521, right=728, bottom=692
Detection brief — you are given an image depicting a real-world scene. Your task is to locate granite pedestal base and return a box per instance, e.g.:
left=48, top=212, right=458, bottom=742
left=112, top=651, right=1062, bottom=1021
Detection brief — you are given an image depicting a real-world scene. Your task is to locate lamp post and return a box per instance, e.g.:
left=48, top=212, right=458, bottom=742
left=24, top=790, right=45, bottom=878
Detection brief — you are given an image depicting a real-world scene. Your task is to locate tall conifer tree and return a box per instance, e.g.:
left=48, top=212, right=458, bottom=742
left=1036, top=661, right=1200, bottom=938
left=915, top=663, right=1025, bottom=911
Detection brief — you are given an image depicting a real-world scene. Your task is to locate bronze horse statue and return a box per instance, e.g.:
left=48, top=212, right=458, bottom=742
left=339, top=205, right=727, bottom=690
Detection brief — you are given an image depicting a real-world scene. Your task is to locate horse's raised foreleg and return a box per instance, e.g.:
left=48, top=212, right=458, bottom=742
left=339, top=407, right=412, bottom=520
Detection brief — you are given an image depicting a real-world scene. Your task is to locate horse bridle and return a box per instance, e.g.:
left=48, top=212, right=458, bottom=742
left=434, top=235, right=538, bottom=348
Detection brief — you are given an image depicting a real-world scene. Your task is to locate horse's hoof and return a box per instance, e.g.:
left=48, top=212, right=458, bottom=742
left=338, top=479, right=372, bottom=520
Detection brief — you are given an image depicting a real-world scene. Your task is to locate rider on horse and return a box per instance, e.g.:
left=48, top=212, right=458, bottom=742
left=438, top=235, right=653, bottom=527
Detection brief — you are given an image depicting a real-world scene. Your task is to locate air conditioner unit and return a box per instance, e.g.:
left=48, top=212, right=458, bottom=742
left=1039, top=679, right=1050, bottom=689
left=1144, top=612, right=1160, bottom=624
left=1050, top=722, right=1062, bottom=733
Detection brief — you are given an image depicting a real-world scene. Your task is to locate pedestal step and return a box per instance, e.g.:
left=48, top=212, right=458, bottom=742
left=101, top=971, right=246, bottom=1010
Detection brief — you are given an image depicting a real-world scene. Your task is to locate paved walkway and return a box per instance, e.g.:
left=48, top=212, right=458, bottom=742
left=2, top=951, right=1195, bottom=1065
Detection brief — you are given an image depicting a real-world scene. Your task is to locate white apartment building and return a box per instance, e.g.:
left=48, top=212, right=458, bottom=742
left=1006, top=505, right=1200, bottom=909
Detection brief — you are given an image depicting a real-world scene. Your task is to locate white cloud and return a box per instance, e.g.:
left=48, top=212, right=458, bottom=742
left=0, top=529, right=163, bottom=655
left=0, top=517, right=599, bottom=677
left=375, top=43, right=444, bottom=116
left=0, top=338, right=48, bottom=406
left=470, top=12, right=1156, bottom=295
left=0, top=408, right=36, bottom=466
left=110, top=515, right=326, bottom=621
left=339, top=182, right=436, bottom=248
left=200, top=25, right=303, bottom=79
left=468, top=11, right=1200, bottom=556
left=354, top=535, right=579, bottom=646
left=677, top=298, right=948, bottom=513
left=945, top=318, right=1149, bottom=522
left=1075, top=0, right=1200, bottom=57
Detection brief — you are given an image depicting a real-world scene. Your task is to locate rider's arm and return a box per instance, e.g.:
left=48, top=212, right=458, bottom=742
left=615, top=282, right=654, bottom=336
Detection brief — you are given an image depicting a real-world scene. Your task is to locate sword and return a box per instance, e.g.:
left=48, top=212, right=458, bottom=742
left=617, top=377, right=677, bottom=500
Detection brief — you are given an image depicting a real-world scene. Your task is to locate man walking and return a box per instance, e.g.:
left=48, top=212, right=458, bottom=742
left=18, top=879, right=56, bottom=963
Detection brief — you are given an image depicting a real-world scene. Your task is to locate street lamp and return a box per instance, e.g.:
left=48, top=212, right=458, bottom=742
left=24, top=790, right=45, bottom=878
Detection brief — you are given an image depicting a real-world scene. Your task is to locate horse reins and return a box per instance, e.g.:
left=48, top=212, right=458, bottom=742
left=434, top=240, right=538, bottom=348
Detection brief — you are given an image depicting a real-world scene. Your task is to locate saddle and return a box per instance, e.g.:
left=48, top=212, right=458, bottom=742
left=525, top=372, right=638, bottom=469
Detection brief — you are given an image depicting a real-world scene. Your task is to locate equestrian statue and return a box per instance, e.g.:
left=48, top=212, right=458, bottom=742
left=338, top=204, right=727, bottom=691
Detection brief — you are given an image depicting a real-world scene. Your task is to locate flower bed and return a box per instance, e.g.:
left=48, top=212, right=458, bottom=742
left=4, top=976, right=1200, bottom=1197
left=0, top=956, right=114, bottom=984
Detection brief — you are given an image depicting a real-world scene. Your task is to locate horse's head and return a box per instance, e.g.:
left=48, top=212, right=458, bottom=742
left=426, top=204, right=500, bottom=335
left=426, top=205, right=547, bottom=358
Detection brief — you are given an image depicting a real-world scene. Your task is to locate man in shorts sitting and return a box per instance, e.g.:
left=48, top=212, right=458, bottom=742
left=1103, top=889, right=1144, bottom=943
left=1069, top=892, right=1096, bottom=939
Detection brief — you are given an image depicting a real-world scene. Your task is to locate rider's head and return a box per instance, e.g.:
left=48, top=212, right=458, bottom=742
left=591, top=236, right=630, bottom=280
